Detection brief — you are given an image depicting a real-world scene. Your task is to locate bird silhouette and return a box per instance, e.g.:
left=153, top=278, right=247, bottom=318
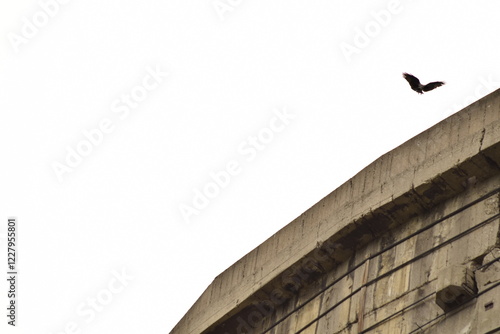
left=403, top=73, right=445, bottom=94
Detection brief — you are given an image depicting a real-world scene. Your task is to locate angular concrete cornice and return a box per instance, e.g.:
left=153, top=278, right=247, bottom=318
left=171, top=89, right=500, bottom=334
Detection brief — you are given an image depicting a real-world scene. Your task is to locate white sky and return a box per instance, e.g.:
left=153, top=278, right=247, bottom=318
left=0, top=1, right=499, bottom=333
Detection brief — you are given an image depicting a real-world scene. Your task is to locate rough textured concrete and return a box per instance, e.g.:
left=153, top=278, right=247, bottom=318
left=171, top=89, right=500, bottom=334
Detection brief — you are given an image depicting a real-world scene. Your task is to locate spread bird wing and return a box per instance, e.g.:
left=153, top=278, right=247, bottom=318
left=422, top=81, right=445, bottom=92
left=402, top=73, right=421, bottom=90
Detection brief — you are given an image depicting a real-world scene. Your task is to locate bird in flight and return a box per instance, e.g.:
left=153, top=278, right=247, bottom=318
left=403, top=73, right=445, bottom=94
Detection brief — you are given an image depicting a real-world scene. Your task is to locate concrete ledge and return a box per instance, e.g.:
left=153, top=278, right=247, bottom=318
left=170, top=89, right=500, bottom=334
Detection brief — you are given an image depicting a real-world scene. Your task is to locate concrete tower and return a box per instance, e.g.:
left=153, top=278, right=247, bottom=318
left=172, top=89, right=500, bottom=334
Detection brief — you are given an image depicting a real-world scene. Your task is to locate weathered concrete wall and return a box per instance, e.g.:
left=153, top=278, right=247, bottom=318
left=171, top=89, right=500, bottom=334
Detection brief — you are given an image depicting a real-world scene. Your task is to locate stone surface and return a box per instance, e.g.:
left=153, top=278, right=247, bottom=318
left=435, top=266, right=477, bottom=312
